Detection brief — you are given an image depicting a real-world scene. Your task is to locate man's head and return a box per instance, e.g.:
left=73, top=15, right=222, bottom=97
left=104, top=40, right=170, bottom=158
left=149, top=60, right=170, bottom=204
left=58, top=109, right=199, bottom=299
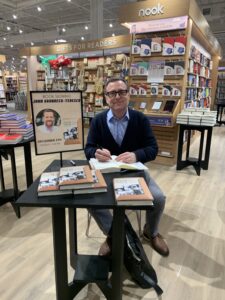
left=104, top=78, right=130, bottom=118
left=43, top=109, right=55, bottom=128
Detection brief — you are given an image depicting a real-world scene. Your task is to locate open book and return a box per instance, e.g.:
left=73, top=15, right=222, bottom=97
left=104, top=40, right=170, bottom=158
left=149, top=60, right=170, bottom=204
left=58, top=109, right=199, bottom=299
left=89, top=155, right=148, bottom=173
left=113, top=177, right=153, bottom=206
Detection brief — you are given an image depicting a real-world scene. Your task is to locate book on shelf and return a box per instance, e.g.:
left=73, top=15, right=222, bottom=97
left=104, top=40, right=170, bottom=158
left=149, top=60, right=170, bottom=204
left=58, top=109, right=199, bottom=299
left=58, top=165, right=94, bottom=190
left=73, top=170, right=107, bottom=195
left=113, top=177, right=153, bottom=206
left=38, top=171, right=72, bottom=197
left=89, top=155, right=148, bottom=173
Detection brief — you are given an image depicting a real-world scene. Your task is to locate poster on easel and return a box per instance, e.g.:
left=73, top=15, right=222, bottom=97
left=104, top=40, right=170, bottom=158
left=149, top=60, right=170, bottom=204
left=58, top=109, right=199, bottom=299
left=30, top=91, right=83, bottom=155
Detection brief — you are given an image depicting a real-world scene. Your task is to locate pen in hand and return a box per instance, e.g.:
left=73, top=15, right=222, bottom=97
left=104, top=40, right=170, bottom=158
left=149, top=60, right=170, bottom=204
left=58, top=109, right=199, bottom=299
left=96, top=144, right=112, bottom=161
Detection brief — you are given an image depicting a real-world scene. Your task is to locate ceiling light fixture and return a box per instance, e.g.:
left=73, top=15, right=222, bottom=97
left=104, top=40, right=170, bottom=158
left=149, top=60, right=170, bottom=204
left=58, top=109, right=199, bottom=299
left=85, top=25, right=88, bottom=30
left=7, top=26, right=11, bottom=31
left=109, top=23, right=113, bottom=28
left=31, top=42, right=34, bottom=46
left=67, top=0, right=71, bottom=2
left=3, top=37, right=6, bottom=41
left=57, top=39, right=67, bottom=43
left=112, top=33, right=115, bottom=37
left=54, top=40, right=58, bottom=43
left=37, top=6, right=42, bottom=12
left=62, top=27, right=66, bottom=32
left=19, top=29, right=23, bottom=34
left=13, top=14, right=17, bottom=19
left=81, top=36, right=84, bottom=40
left=10, top=45, right=13, bottom=48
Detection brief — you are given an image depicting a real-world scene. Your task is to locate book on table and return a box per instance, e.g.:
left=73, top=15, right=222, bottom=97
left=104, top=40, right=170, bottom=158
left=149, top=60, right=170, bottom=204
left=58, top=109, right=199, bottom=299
left=37, top=171, right=72, bottom=197
left=58, top=165, right=94, bottom=190
left=73, top=170, right=107, bottom=195
left=89, top=155, right=148, bottom=173
left=0, top=133, right=23, bottom=144
left=113, top=177, right=154, bottom=206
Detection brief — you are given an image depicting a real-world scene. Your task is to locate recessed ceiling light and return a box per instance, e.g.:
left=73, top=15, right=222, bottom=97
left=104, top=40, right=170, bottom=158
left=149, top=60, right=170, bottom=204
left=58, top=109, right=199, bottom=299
left=37, top=6, right=42, bottom=12
left=109, top=23, right=113, bottom=28
left=7, top=26, right=11, bottom=31
left=31, top=42, right=34, bottom=46
left=3, top=37, right=6, bottom=41
left=81, top=36, right=84, bottom=40
left=62, top=27, right=66, bottom=32
left=85, top=25, right=88, bottom=30
left=112, top=33, right=115, bottom=37
left=13, top=14, right=17, bottom=19
left=10, top=44, right=13, bottom=48
left=67, top=0, right=71, bottom=2
left=19, top=29, right=23, bottom=34
left=57, top=39, right=67, bottom=43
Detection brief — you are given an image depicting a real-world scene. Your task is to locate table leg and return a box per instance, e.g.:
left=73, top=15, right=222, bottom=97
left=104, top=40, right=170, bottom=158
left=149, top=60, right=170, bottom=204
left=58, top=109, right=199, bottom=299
left=0, top=155, right=5, bottom=191
left=52, top=207, right=70, bottom=300
left=23, top=142, right=33, bottom=187
left=111, top=208, right=125, bottom=300
left=176, top=126, right=184, bottom=170
left=68, top=208, right=77, bottom=269
left=202, top=127, right=213, bottom=170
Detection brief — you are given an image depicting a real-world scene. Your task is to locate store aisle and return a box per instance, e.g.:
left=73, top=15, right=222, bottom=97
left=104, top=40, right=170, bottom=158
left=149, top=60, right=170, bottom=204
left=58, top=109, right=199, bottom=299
left=0, top=126, right=224, bottom=300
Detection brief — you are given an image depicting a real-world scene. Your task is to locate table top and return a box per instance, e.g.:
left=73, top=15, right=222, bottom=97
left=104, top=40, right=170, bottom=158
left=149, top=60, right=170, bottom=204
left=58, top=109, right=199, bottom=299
left=17, top=159, right=149, bottom=209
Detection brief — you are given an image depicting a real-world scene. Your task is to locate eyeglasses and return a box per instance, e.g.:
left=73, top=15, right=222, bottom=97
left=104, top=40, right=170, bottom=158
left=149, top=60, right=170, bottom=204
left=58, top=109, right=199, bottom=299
left=105, top=90, right=128, bottom=98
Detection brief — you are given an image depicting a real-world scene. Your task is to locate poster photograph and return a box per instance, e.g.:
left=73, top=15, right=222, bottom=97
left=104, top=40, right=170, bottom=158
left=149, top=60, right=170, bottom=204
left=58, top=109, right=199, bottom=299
left=30, top=91, right=83, bottom=155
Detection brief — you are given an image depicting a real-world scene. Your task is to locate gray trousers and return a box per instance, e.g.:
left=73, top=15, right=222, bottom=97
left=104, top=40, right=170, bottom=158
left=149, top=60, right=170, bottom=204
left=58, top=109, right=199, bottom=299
left=89, top=171, right=166, bottom=237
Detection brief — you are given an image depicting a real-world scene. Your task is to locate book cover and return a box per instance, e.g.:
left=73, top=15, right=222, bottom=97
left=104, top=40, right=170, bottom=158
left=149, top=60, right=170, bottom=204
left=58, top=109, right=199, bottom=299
left=73, top=170, right=107, bottom=194
left=38, top=171, right=72, bottom=196
left=59, top=165, right=94, bottom=189
left=164, top=62, right=175, bottom=76
left=174, top=36, right=186, bottom=55
left=140, top=38, right=151, bottom=56
left=162, top=37, right=174, bottom=56
left=151, top=37, right=162, bottom=52
left=113, top=177, right=153, bottom=205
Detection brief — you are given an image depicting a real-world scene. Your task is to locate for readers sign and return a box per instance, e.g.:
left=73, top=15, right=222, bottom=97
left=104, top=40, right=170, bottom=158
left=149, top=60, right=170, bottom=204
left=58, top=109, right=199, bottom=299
left=30, top=91, right=83, bottom=155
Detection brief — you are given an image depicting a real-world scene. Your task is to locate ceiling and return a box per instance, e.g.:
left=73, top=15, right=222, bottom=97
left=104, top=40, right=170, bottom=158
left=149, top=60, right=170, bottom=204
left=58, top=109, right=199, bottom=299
left=0, top=0, right=225, bottom=70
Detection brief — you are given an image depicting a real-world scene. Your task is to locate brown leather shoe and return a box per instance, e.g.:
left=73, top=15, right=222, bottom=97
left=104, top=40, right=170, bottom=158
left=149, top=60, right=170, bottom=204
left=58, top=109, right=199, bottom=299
left=98, top=236, right=112, bottom=256
left=143, top=227, right=169, bottom=257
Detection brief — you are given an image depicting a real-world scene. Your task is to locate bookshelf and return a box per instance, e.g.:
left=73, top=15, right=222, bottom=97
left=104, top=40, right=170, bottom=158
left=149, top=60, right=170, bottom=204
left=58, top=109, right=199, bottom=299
left=0, top=69, right=7, bottom=112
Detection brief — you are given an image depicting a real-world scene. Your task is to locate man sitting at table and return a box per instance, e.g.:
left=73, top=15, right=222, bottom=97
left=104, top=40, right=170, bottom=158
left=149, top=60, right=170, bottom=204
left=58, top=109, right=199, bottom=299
left=84, top=78, right=169, bottom=257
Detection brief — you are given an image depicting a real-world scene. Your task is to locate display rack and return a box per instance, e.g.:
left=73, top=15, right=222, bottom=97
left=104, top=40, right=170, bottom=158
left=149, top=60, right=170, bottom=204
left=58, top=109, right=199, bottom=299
left=216, top=69, right=225, bottom=103
left=4, top=75, right=18, bottom=101
left=18, top=72, right=28, bottom=94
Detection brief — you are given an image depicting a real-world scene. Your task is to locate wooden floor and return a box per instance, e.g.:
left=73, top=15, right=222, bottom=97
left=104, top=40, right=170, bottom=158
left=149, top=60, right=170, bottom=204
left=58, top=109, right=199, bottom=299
left=0, top=125, right=225, bottom=300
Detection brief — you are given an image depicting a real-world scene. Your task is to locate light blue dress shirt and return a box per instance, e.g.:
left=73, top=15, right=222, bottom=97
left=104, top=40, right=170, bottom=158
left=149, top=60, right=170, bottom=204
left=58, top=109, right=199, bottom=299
left=107, top=109, right=129, bottom=146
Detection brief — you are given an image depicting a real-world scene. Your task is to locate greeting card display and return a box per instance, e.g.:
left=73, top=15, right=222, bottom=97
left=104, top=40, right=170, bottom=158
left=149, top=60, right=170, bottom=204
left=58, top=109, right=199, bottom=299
left=164, top=62, right=175, bottom=76
left=132, top=39, right=142, bottom=55
left=151, top=37, right=162, bottom=53
left=150, top=84, right=159, bottom=96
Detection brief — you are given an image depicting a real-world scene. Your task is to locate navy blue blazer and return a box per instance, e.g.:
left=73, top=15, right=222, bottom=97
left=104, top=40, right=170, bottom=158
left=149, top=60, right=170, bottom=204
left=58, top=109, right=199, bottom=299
left=84, top=108, right=158, bottom=163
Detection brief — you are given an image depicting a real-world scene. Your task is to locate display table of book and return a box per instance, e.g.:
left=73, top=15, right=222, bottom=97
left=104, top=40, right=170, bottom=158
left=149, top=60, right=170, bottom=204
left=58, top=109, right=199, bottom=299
left=216, top=100, right=225, bottom=126
left=176, top=124, right=213, bottom=176
left=0, top=137, right=34, bottom=217
left=16, top=159, right=152, bottom=300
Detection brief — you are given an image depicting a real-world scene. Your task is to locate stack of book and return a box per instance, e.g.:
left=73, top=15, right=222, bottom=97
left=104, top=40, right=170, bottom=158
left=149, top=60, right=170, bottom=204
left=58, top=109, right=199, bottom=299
left=0, top=132, right=23, bottom=144
left=176, top=108, right=217, bottom=126
left=0, top=113, right=34, bottom=140
left=37, top=165, right=107, bottom=197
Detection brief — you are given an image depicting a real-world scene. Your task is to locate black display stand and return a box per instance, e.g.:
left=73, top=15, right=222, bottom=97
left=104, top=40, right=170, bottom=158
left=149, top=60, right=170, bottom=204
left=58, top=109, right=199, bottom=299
left=0, top=138, right=34, bottom=217
left=176, top=124, right=213, bottom=176
left=17, top=159, right=152, bottom=300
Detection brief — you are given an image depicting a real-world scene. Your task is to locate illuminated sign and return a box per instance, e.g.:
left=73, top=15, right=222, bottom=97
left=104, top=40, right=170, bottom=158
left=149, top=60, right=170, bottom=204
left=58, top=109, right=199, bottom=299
left=139, top=4, right=164, bottom=17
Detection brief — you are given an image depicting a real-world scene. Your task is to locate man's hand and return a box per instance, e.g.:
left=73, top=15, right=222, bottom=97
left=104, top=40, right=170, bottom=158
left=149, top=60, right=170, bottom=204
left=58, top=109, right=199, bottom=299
left=95, top=148, right=112, bottom=162
left=116, top=152, right=136, bottom=164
